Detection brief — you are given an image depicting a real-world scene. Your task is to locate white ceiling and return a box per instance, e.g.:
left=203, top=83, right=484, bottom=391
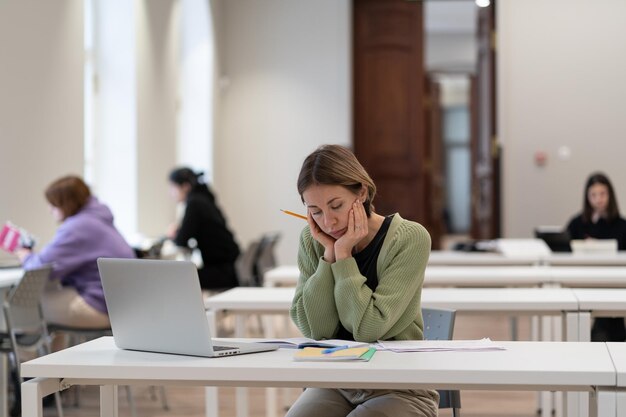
left=424, top=1, right=478, bottom=35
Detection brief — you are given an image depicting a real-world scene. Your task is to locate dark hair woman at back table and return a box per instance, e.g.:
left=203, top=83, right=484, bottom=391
left=168, top=167, right=240, bottom=290
left=566, top=172, right=626, bottom=342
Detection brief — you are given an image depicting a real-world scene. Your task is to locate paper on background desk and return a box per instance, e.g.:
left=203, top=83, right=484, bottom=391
left=376, top=338, right=506, bottom=352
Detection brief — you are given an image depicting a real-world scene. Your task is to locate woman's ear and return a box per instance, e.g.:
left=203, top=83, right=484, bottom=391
left=359, top=186, right=368, bottom=202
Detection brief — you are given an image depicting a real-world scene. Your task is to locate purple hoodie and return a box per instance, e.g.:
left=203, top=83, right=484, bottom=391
left=22, top=196, right=135, bottom=313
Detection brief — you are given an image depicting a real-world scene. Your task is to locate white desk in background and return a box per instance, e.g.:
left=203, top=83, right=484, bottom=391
left=20, top=337, right=618, bottom=417
left=607, top=342, right=626, bottom=415
left=544, top=252, right=626, bottom=266
left=0, top=267, right=22, bottom=289
left=570, top=289, right=626, bottom=342
left=205, top=287, right=582, bottom=340
left=428, top=250, right=538, bottom=266
left=0, top=267, right=22, bottom=417
left=205, top=286, right=584, bottom=417
left=265, top=263, right=626, bottom=288
left=264, top=265, right=551, bottom=288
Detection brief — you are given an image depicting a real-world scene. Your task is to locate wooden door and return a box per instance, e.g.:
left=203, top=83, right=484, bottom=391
left=353, top=0, right=433, bottom=243
left=470, top=2, right=500, bottom=239
left=423, top=75, right=445, bottom=248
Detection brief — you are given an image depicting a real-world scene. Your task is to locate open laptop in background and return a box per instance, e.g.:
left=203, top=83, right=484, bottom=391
left=97, top=258, right=278, bottom=358
left=534, top=226, right=572, bottom=253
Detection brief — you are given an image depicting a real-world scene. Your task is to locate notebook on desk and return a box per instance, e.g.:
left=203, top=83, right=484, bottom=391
left=97, top=258, right=278, bottom=358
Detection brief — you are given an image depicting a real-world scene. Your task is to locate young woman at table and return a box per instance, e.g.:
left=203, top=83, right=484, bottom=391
left=566, top=172, right=626, bottom=342
left=288, top=145, right=438, bottom=417
left=167, top=167, right=240, bottom=290
left=16, top=175, right=135, bottom=329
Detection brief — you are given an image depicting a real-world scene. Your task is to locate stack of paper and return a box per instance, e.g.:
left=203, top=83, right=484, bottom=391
left=293, top=347, right=376, bottom=362
left=376, top=338, right=506, bottom=352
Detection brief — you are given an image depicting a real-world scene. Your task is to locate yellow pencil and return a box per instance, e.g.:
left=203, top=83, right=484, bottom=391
left=280, top=209, right=307, bottom=220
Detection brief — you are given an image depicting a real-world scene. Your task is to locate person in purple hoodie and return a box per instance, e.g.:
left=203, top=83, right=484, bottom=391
left=16, top=175, right=135, bottom=329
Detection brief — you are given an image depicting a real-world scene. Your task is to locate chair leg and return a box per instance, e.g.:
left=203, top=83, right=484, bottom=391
left=125, top=386, right=137, bottom=417
left=54, top=391, right=64, bottom=417
left=159, top=386, right=170, bottom=411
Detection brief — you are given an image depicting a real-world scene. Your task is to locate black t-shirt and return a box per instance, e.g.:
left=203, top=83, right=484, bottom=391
left=566, top=214, right=626, bottom=250
left=335, top=215, right=393, bottom=340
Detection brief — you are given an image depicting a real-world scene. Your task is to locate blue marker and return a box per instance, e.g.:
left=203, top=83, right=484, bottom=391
left=322, top=345, right=349, bottom=354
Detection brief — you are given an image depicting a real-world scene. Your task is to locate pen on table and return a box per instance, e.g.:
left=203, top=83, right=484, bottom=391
left=280, top=209, right=307, bottom=220
left=322, top=345, right=349, bottom=354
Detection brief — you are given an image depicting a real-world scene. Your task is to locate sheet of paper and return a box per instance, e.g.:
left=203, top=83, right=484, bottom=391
left=376, top=338, right=506, bottom=352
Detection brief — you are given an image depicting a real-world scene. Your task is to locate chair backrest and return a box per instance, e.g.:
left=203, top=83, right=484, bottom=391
left=422, top=307, right=455, bottom=340
left=235, top=239, right=261, bottom=287
left=422, top=307, right=461, bottom=414
left=253, top=232, right=281, bottom=286
left=3, top=265, right=52, bottom=334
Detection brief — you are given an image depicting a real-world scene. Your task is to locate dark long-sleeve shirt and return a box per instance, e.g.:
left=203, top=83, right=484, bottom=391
left=566, top=214, right=626, bottom=250
left=174, top=190, right=240, bottom=289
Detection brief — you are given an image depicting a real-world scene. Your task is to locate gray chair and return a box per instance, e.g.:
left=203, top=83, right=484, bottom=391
left=253, top=232, right=281, bottom=286
left=235, top=239, right=261, bottom=287
left=0, top=266, right=63, bottom=417
left=422, top=308, right=461, bottom=416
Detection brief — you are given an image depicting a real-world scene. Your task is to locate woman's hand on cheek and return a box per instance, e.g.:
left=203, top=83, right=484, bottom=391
left=307, top=212, right=336, bottom=263
left=334, top=201, right=368, bottom=260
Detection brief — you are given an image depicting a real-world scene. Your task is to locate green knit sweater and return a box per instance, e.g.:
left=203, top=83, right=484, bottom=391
left=290, top=213, right=431, bottom=342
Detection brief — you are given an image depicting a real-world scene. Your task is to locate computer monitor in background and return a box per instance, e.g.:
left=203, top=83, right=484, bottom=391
left=534, top=226, right=571, bottom=252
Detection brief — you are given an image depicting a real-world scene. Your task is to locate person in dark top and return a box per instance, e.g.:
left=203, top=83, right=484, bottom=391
left=566, top=172, right=626, bottom=342
left=167, top=167, right=240, bottom=290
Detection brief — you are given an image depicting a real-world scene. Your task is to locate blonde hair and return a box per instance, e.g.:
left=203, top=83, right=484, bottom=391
left=297, top=145, right=376, bottom=216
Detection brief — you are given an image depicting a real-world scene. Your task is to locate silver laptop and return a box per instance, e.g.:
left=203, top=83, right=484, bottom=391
left=97, top=257, right=278, bottom=357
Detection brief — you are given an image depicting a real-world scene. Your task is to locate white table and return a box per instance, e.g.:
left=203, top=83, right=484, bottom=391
left=0, top=267, right=22, bottom=417
left=544, top=252, right=626, bottom=266
left=606, top=342, right=626, bottom=416
left=205, top=287, right=584, bottom=417
left=265, top=264, right=626, bottom=288
left=429, top=250, right=538, bottom=266
left=0, top=267, right=22, bottom=289
left=20, top=337, right=618, bottom=417
left=570, top=289, right=626, bottom=342
left=206, top=286, right=580, bottom=320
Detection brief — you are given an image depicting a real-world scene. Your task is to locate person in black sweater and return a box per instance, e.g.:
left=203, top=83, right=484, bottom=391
left=566, top=172, right=626, bottom=342
left=168, top=167, right=240, bottom=290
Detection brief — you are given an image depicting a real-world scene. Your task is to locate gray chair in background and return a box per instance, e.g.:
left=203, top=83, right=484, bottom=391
left=253, top=232, right=281, bottom=286
left=422, top=307, right=461, bottom=416
left=235, top=239, right=261, bottom=287
left=0, top=265, right=63, bottom=417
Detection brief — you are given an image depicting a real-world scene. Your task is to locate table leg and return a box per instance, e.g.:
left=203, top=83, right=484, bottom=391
left=565, top=311, right=581, bottom=417
left=590, top=387, right=616, bottom=417
left=0, top=353, right=7, bottom=417
left=235, top=315, right=248, bottom=417
left=100, top=385, right=118, bottom=417
left=578, top=312, right=592, bottom=342
left=205, top=387, right=219, bottom=417
left=263, top=315, right=277, bottom=417
left=616, top=388, right=626, bottom=416
left=21, top=378, right=61, bottom=417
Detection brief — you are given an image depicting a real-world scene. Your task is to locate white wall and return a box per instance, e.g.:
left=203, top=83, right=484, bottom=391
left=0, top=1, right=84, bottom=251
left=136, top=0, right=179, bottom=238
left=499, top=0, right=626, bottom=237
left=214, top=0, right=351, bottom=265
